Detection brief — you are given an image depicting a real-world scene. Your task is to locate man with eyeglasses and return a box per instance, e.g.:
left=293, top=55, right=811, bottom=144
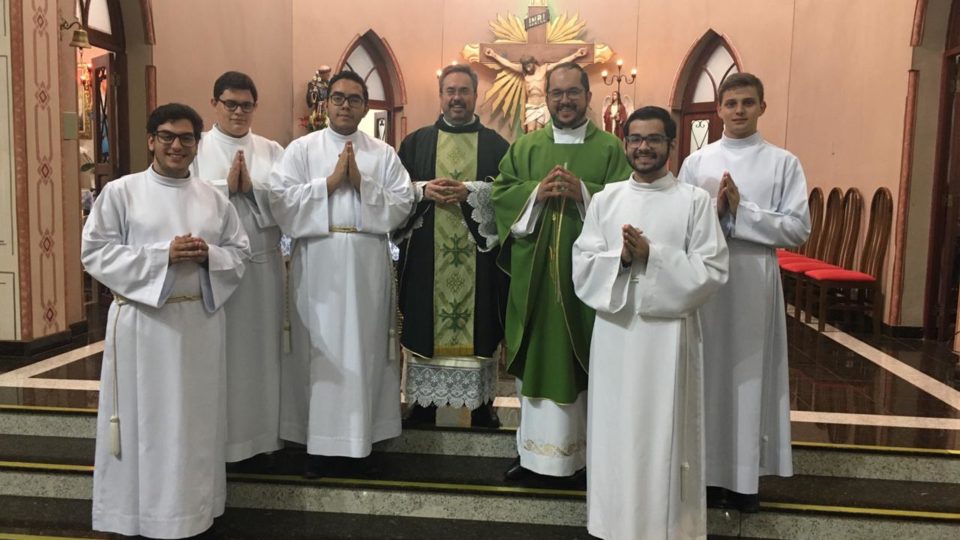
left=82, top=103, right=250, bottom=538
left=191, top=71, right=286, bottom=468
left=493, top=63, right=632, bottom=484
left=573, top=106, right=728, bottom=539
left=394, top=65, right=509, bottom=428
left=266, top=70, right=414, bottom=477
left=679, top=73, right=810, bottom=513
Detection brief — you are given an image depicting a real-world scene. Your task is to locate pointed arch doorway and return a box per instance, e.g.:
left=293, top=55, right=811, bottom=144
left=75, top=0, right=130, bottom=194
left=336, top=30, right=407, bottom=147
left=670, top=30, right=743, bottom=168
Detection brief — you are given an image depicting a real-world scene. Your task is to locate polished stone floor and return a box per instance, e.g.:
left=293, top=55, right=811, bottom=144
left=1, top=301, right=959, bottom=453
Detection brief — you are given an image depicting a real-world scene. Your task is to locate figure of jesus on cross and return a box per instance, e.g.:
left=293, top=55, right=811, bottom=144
left=484, top=47, right=588, bottom=133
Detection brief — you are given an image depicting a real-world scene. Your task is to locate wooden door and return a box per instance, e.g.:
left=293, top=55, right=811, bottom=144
left=92, top=53, right=119, bottom=193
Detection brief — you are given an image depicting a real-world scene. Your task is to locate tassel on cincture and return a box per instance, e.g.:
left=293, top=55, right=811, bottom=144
left=282, top=322, right=292, bottom=354
left=388, top=328, right=398, bottom=362
left=680, top=462, right=690, bottom=502
left=110, top=415, right=121, bottom=457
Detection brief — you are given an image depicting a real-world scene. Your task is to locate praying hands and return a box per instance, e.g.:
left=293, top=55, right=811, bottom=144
left=717, top=171, right=741, bottom=217
left=620, top=224, right=649, bottom=266
left=536, top=165, right=583, bottom=203
left=168, top=233, right=209, bottom=264
left=423, top=178, right=468, bottom=205
left=226, top=150, right=253, bottom=194
left=327, top=141, right=362, bottom=193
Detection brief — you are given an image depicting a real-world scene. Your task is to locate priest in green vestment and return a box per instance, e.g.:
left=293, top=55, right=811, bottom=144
left=395, top=65, right=510, bottom=427
left=493, top=63, right=633, bottom=480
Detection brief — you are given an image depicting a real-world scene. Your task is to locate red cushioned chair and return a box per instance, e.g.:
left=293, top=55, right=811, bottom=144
left=779, top=187, right=823, bottom=303
left=790, top=188, right=861, bottom=320
left=781, top=187, right=839, bottom=316
left=804, top=187, right=893, bottom=335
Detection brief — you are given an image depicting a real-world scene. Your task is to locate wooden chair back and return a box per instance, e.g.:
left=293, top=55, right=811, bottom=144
left=816, top=187, right=845, bottom=263
left=859, top=187, right=894, bottom=278
left=836, top=188, right=863, bottom=269
left=802, top=187, right=825, bottom=257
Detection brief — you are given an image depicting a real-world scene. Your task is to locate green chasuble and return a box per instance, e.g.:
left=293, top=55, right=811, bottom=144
left=433, top=131, right=478, bottom=356
left=492, top=122, right=633, bottom=403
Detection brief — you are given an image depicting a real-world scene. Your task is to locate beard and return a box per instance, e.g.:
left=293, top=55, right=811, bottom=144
left=550, top=105, right=586, bottom=129
left=630, top=150, right=669, bottom=176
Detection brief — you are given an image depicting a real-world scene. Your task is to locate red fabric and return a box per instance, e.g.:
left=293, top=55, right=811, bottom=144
left=805, top=268, right=876, bottom=282
left=777, top=250, right=806, bottom=259
left=780, top=260, right=837, bottom=272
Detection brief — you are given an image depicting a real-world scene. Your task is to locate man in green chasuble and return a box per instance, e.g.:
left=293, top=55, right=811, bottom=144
left=396, top=65, right=510, bottom=427
left=493, top=63, right=632, bottom=480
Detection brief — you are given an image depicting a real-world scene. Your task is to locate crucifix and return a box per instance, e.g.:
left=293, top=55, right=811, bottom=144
left=475, top=2, right=597, bottom=132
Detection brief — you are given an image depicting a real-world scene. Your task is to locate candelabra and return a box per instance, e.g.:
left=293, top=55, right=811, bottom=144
left=601, top=59, right=637, bottom=96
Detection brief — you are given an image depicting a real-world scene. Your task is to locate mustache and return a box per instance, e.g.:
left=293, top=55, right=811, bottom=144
left=448, top=100, right=466, bottom=108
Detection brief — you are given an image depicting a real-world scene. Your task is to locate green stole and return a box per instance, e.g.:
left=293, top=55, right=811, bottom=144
left=433, top=130, right=479, bottom=357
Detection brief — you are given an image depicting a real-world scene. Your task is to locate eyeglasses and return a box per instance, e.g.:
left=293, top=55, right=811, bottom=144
left=547, top=88, right=585, bottom=101
left=216, top=98, right=257, bottom=113
left=329, top=93, right=366, bottom=108
left=625, top=134, right=670, bottom=146
left=153, top=130, right=198, bottom=147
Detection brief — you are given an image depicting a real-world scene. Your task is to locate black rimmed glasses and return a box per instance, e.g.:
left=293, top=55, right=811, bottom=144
left=153, top=130, right=198, bottom=147
left=625, top=134, right=670, bottom=146
left=329, top=93, right=366, bottom=108
left=216, top=98, right=257, bottom=113
left=548, top=87, right=585, bottom=101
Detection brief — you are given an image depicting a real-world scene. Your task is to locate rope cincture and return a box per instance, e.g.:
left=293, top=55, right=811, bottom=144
left=108, top=293, right=202, bottom=458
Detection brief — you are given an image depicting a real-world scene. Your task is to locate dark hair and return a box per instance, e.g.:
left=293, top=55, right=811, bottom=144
left=147, top=103, right=204, bottom=139
left=438, top=64, right=478, bottom=93
left=717, top=72, right=764, bottom=104
left=545, top=62, right=589, bottom=94
left=328, top=70, right=369, bottom=103
left=625, top=106, right=677, bottom=140
left=213, top=71, right=258, bottom=102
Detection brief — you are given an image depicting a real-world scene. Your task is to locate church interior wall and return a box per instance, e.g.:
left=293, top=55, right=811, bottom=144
left=151, top=0, right=293, bottom=146
left=120, top=0, right=152, bottom=173
left=5, top=0, right=929, bottom=345
left=20, top=0, right=68, bottom=339
left=784, top=0, right=916, bottom=326
left=901, top=0, right=953, bottom=327
left=0, top=0, right=21, bottom=340
left=57, top=0, right=83, bottom=330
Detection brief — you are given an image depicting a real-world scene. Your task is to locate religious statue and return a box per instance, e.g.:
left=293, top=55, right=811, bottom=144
left=484, top=47, right=588, bottom=133
left=602, top=91, right=633, bottom=141
left=303, top=65, right=332, bottom=132
left=461, top=3, right=614, bottom=135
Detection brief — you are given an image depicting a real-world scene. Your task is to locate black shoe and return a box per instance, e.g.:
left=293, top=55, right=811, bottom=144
left=504, top=456, right=530, bottom=481
left=730, top=491, right=760, bottom=513
left=402, top=403, right=437, bottom=428
left=303, top=454, right=325, bottom=479
left=706, top=486, right=732, bottom=509
left=470, top=402, right=501, bottom=428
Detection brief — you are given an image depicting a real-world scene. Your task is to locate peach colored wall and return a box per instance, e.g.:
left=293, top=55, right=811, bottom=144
left=151, top=0, right=293, bottom=145
left=786, top=0, right=915, bottom=324
left=145, top=0, right=925, bottom=326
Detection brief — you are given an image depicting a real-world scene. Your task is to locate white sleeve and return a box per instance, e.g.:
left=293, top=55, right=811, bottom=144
left=730, top=156, right=811, bottom=248
left=572, top=195, right=632, bottom=314
left=637, top=192, right=729, bottom=317
left=81, top=184, right=173, bottom=308
left=264, top=141, right=331, bottom=238
left=357, top=147, right=415, bottom=233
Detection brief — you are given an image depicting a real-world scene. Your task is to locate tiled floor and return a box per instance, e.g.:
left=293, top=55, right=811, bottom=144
left=2, top=301, right=959, bottom=451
